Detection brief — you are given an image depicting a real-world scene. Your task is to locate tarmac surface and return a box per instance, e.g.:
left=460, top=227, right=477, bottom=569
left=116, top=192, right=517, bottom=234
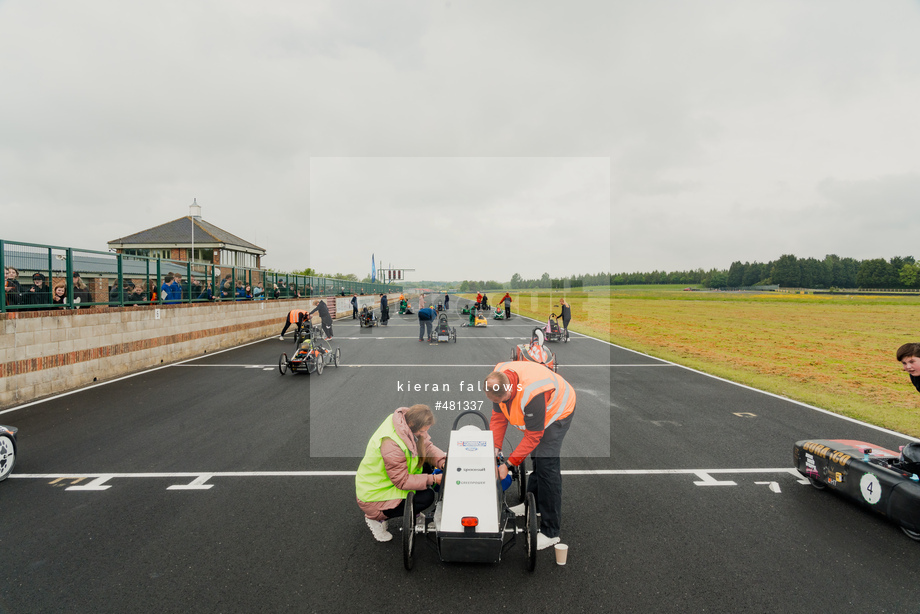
left=2, top=294, right=919, bottom=613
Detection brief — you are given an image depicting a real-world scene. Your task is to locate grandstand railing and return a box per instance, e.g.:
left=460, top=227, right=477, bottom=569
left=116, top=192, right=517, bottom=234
left=1, top=239, right=401, bottom=312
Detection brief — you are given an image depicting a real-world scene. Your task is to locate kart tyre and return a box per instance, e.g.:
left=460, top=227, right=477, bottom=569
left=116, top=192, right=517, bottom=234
left=334, top=348, right=341, bottom=367
left=902, top=527, right=920, bottom=542
left=403, top=491, right=416, bottom=570
left=0, top=434, right=15, bottom=481
left=808, top=476, right=826, bottom=490
left=516, top=457, right=528, bottom=504
left=316, top=353, right=324, bottom=375
left=306, top=357, right=316, bottom=375
left=279, top=353, right=288, bottom=375
left=525, top=492, right=537, bottom=571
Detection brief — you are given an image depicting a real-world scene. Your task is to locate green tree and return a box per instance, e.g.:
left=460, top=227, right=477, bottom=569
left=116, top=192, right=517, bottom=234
left=771, top=254, right=801, bottom=287
left=899, top=262, right=920, bottom=288
left=726, top=261, right=745, bottom=287
left=856, top=258, right=890, bottom=288
left=742, top=262, right=765, bottom=286
left=540, top=272, right=551, bottom=288
left=510, top=273, right=523, bottom=289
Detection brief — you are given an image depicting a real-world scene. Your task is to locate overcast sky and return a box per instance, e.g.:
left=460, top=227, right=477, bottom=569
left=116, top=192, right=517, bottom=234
left=2, top=1, right=918, bottom=283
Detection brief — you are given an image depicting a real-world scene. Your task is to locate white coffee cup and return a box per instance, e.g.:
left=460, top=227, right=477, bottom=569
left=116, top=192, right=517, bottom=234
left=554, top=543, right=568, bottom=565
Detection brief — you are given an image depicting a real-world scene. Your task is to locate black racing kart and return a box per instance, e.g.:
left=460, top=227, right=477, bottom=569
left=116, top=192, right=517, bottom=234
left=794, top=438, right=920, bottom=541
left=0, top=425, right=18, bottom=481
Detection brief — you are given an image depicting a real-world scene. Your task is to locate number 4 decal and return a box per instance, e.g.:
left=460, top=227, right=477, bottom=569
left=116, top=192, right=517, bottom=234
left=860, top=473, right=882, bottom=505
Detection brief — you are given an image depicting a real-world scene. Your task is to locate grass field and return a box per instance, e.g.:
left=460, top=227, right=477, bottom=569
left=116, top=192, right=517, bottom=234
left=468, top=288, right=920, bottom=438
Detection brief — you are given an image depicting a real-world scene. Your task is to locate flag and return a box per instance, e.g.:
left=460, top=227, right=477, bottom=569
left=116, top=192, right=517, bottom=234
left=371, top=254, right=376, bottom=282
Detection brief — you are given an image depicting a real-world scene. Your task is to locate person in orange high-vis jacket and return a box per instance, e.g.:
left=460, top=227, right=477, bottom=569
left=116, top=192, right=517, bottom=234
left=279, top=309, right=310, bottom=340
left=484, top=361, right=576, bottom=551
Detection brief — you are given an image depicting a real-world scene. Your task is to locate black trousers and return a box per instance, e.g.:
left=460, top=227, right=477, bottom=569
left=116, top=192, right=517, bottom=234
left=527, top=412, right=573, bottom=538
left=382, top=488, right=436, bottom=519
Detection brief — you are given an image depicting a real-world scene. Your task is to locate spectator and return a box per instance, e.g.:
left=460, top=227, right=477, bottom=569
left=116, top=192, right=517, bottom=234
left=380, top=293, right=389, bottom=325
left=481, top=293, right=489, bottom=310
left=148, top=279, right=160, bottom=304
left=219, top=274, right=233, bottom=300
left=475, top=292, right=482, bottom=310
left=444, top=293, right=450, bottom=311
left=273, top=283, right=281, bottom=300
left=25, top=273, right=51, bottom=307
left=417, top=305, right=437, bottom=342
left=160, top=274, right=175, bottom=303
left=189, top=275, right=202, bottom=300
left=170, top=274, right=182, bottom=303
left=72, top=272, right=91, bottom=307
left=51, top=282, right=68, bottom=308
left=253, top=284, right=264, bottom=299
left=236, top=284, right=253, bottom=300
left=197, top=280, right=215, bottom=301
left=351, top=294, right=358, bottom=319
left=127, top=283, right=148, bottom=305
left=4, top=266, right=22, bottom=307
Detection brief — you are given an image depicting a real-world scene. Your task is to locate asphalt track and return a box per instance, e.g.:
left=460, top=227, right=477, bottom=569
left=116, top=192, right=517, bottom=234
left=2, top=294, right=919, bottom=613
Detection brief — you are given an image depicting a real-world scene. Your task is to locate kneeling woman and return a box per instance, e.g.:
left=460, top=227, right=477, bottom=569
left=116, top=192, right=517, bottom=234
left=356, top=404, right=446, bottom=542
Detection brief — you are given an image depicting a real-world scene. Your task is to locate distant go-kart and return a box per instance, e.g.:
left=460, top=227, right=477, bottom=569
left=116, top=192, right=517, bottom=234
left=279, top=324, right=341, bottom=376
left=359, top=307, right=379, bottom=328
left=793, top=439, right=920, bottom=541
left=511, top=328, right=557, bottom=372
left=428, top=313, right=457, bottom=343
left=0, top=425, right=18, bottom=481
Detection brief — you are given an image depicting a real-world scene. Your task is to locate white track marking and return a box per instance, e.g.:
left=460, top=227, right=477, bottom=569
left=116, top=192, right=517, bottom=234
left=755, top=481, right=783, bottom=493
left=174, top=363, right=668, bottom=368
left=11, top=467, right=808, bottom=491
left=0, top=337, right=273, bottom=416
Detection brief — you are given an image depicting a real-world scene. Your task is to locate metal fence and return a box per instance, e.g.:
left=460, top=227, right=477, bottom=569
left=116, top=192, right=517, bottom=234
left=1, top=239, right=401, bottom=312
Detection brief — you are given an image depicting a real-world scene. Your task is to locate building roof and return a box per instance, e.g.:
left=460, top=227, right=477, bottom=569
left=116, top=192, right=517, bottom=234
left=108, top=217, right=265, bottom=254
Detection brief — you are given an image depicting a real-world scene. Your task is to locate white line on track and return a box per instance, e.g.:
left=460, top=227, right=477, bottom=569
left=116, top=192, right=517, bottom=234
left=10, top=467, right=808, bottom=482
left=0, top=337, right=272, bottom=416
left=174, top=363, right=670, bottom=368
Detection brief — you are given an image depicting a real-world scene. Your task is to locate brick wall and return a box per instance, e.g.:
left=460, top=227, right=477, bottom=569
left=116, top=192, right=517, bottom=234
left=0, top=296, right=353, bottom=409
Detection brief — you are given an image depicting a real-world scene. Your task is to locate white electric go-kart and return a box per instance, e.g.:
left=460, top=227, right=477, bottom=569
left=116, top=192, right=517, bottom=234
left=402, top=411, right=536, bottom=571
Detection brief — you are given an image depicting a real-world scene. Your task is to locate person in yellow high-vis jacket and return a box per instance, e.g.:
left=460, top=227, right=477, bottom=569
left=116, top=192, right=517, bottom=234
left=356, top=405, right=447, bottom=542
left=485, top=361, right=576, bottom=551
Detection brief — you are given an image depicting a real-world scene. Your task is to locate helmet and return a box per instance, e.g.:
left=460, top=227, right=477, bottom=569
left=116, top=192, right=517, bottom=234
left=900, top=443, right=920, bottom=474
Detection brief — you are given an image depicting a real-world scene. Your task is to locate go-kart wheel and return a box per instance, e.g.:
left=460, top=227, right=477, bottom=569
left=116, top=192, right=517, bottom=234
left=518, top=457, right=529, bottom=504
left=315, top=353, right=324, bottom=375
left=0, top=434, right=16, bottom=481
left=403, top=491, right=416, bottom=570
left=334, top=348, right=341, bottom=367
left=902, top=527, right=920, bottom=542
left=808, top=476, right=826, bottom=490
left=306, top=357, right=316, bottom=374
left=278, top=353, right=288, bottom=375
left=525, top=492, right=537, bottom=571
